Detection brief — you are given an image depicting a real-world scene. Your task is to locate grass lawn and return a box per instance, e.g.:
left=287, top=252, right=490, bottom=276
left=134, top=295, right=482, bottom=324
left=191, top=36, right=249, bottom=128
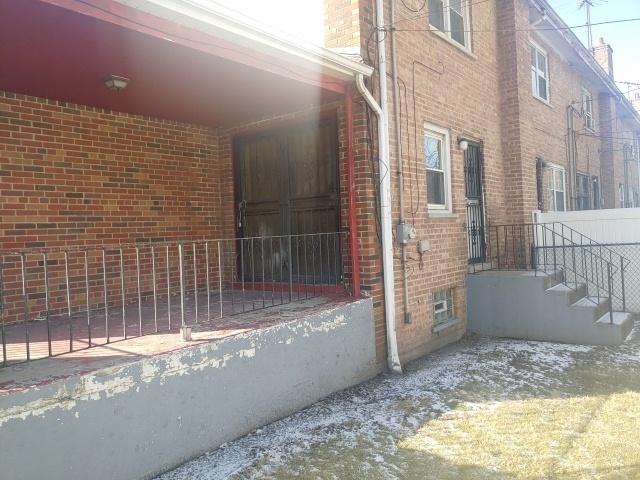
left=159, top=327, right=640, bottom=480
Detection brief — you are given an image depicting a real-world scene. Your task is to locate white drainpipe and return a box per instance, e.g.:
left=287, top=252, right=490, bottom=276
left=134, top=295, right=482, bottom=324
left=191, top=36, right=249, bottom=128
left=355, top=10, right=402, bottom=373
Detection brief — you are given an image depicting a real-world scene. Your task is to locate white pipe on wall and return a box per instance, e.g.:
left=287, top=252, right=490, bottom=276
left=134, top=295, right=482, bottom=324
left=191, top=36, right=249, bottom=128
left=356, top=54, right=402, bottom=372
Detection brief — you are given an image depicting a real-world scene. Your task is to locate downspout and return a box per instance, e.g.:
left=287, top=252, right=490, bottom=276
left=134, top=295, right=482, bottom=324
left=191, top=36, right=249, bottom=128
left=344, top=92, right=361, bottom=297
left=566, top=104, right=578, bottom=210
left=389, top=0, right=411, bottom=325
left=355, top=74, right=402, bottom=372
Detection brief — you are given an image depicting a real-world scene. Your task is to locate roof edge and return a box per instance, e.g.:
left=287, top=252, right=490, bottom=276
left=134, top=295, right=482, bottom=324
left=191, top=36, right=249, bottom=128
left=530, top=0, right=640, bottom=125
left=115, top=0, right=373, bottom=80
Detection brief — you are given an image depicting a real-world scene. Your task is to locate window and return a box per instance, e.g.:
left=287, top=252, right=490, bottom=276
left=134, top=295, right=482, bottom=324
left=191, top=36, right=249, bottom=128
left=619, top=183, right=625, bottom=208
left=542, top=164, right=565, bottom=212
left=576, top=173, right=591, bottom=211
left=429, top=0, right=471, bottom=49
left=592, top=176, right=600, bottom=209
left=425, top=125, right=452, bottom=211
left=433, top=289, right=454, bottom=327
left=582, top=88, right=594, bottom=131
left=530, top=42, right=549, bottom=102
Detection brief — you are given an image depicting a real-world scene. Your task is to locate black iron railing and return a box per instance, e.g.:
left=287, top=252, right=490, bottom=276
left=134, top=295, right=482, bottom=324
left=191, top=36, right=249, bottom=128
left=472, top=222, right=629, bottom=322
left=0, top=232, right=348, bottom=368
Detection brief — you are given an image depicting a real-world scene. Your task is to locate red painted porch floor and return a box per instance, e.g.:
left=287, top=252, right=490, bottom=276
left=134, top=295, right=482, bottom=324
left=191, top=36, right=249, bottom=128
left=0, top=290, right=352, bottom=394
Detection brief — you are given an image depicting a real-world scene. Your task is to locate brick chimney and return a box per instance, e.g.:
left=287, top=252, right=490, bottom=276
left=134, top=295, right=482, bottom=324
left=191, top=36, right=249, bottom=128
left=323, top=0, right=361, bottom=49
left=593, top=37, right=614, bottom=79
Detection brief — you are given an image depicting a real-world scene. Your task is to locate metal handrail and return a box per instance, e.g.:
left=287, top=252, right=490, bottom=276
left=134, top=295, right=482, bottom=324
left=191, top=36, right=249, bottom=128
left=0, top=232, right=349, bottom=368
left=535, top=223, right=622, bottom=322
left=478, top=223, right=627, bottom=323
left=538, top=222, right=629, bottom=269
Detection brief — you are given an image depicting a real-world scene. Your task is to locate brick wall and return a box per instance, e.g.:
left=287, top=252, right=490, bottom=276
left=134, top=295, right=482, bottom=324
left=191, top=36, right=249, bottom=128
left=324, top=0, right=361, bottom=49
left=338, top=0, right=508, bottom=362
left=506, top=0, right=638, bottom=218
left=0, top=91, right=364, bottom=331
left=325, top=0, right=640, bottom=365
left=0, top=91, right=227, bottom=252
left=0, top=91, right=234, bottom=324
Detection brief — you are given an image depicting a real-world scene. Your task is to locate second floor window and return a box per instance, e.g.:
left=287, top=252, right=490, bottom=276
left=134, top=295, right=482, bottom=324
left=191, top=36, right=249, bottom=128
left=582, top=88, right=594, bottom=130
left=530, top=42, right=549, bottom=102
left=429, top=0, right=470, bottom=49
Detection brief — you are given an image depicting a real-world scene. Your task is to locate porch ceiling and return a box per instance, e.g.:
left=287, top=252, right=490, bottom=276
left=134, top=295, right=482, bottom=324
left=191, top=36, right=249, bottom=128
left=0, top=0, right=346, bottom=127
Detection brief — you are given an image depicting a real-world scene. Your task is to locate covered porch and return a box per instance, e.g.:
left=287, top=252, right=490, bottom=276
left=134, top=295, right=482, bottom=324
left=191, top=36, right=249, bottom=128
left=0, top=0, right=371, bottom=369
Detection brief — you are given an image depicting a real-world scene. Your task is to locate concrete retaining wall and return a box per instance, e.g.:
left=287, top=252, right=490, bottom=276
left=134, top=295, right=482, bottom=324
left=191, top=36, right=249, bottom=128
left=466, top=271, right=632, bottom=345
left=0, top=298, right=377, bottom=480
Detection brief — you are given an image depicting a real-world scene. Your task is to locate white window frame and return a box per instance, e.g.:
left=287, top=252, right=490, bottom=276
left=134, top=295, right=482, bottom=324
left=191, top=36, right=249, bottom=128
left=582, top=88, right=594, bottom=131
left=530, top=40, right=550, bottom=103
left=424, top=123, right=452, bottom=213
left=433, top=288, right=454, bottom=327
left=544, top=163, right=566, bottom=212
left=428, top=0, right=472, bottom=51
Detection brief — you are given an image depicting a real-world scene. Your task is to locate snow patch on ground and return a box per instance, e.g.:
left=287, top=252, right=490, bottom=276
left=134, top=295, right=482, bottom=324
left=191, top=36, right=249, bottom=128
left=156, top=334, right=606, bottom=480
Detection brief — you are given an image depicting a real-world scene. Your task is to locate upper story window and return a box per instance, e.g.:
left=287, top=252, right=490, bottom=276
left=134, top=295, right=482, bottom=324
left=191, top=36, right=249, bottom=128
left=429, top=0, right=471, bottom=49
left=582, top=88, right=594, bottom=131
left=530, top=42, right=549, bottom=102
left=425, top=124, right=452, bottom=212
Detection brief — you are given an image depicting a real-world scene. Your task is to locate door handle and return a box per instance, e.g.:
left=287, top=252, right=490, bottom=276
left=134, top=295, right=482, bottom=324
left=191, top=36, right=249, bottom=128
left=237, top=200, right=246, bottom=231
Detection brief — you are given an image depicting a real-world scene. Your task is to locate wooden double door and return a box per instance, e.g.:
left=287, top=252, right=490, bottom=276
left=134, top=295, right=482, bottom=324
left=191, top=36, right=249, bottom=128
left=233, top=117, right=341, bottom=283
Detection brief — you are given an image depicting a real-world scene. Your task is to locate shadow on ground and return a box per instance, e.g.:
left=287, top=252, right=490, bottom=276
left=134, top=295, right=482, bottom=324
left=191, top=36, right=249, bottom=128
left=157, top=326, right=640, bottom=480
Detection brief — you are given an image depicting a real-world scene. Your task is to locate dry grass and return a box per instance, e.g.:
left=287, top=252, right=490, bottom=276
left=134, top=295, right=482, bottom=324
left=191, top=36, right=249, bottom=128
left=399, top=392, right=640, bottom=479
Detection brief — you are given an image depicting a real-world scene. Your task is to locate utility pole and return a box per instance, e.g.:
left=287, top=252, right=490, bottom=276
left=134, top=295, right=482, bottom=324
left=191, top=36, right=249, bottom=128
left=580, top=0, right=594, bottom=52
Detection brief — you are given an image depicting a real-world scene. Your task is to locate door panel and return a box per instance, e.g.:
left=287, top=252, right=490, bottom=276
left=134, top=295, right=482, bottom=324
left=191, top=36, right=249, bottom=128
left=234, top=118, right=340, bottom=283
left=464, top=143, right=486, bottom=264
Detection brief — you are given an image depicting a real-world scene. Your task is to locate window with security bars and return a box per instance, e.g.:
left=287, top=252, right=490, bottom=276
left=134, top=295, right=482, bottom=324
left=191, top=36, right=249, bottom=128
left=576, top=173, right=591, bottom=211
left=433, top=289, right=454, bottom=327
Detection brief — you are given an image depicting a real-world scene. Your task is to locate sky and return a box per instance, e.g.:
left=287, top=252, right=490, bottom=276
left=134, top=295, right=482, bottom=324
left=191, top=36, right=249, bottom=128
left=211, top=0, right=324, bottom=45
left=210, top=0, right=639, bottom=92
left=548, top=0, right=640, bottom=95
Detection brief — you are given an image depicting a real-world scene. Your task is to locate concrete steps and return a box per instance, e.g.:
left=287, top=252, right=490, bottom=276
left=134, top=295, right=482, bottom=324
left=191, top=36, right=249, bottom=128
left=467, top=270, right=635, bottom=346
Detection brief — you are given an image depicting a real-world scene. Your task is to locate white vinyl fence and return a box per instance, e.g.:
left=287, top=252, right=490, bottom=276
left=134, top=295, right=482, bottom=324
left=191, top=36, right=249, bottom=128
left=534, top=208, right=640, bottom=313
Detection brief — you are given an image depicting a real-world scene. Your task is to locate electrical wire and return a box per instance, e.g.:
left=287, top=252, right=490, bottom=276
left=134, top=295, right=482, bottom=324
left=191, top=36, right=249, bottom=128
left=391, top=16, right=640, bottom=34
left=389, top=0, right=493, bottom=29
left=398, top=0, right=428, bottom=14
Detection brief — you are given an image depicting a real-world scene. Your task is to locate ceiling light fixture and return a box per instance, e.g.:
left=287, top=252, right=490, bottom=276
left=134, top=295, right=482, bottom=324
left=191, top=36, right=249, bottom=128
left=103, top=74, right=130, bottom=91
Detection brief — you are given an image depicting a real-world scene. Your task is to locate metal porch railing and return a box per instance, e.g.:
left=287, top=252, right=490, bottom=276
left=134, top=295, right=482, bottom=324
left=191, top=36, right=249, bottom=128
left=471, top=222, right=629, bottom=322
left=0, top=232, right=348, bottom=368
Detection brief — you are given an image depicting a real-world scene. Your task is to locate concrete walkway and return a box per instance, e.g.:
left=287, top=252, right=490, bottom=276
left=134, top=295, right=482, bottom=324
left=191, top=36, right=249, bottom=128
left=157, top=327, right=640, bottom=479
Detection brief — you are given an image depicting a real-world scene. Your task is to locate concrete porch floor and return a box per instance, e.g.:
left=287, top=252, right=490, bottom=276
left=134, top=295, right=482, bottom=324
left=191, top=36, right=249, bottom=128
left=0, top=291, right=351, bottom=394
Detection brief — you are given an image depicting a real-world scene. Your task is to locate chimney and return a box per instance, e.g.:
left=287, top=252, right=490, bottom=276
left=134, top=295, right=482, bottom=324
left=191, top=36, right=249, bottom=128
left=593, top=37, right=614, bottom=79
left=323, top=0, right=361, bottom=50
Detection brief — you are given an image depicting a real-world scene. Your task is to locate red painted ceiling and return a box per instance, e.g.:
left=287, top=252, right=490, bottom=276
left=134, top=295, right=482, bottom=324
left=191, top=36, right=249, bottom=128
left=0, top=0, right=343, bottom=127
